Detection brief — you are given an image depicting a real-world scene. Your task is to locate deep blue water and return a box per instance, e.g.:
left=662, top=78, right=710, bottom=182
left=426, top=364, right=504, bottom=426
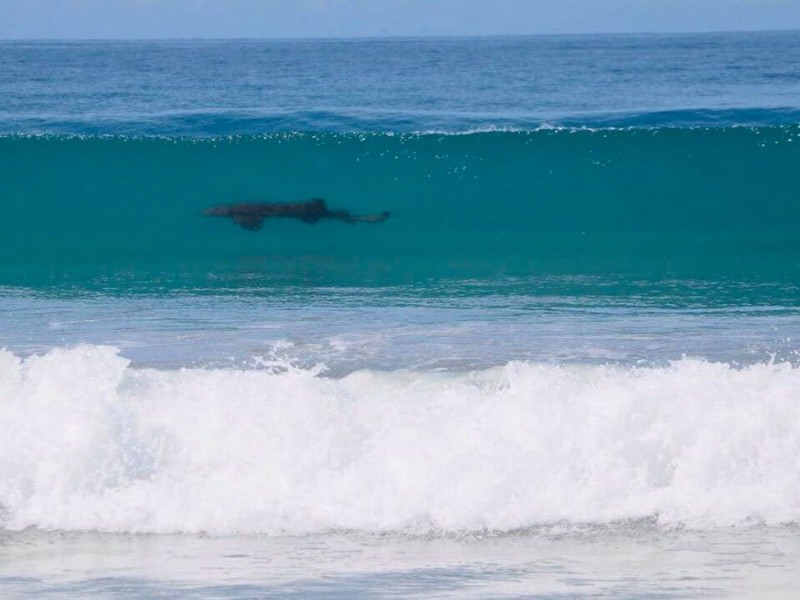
left=2, top=32, right=800, bottom=134
left=2, top=31, right=800, bottom=598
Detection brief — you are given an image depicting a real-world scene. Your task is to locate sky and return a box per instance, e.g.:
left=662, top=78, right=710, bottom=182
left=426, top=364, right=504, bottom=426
left=1, top=0, right=799, bottom=39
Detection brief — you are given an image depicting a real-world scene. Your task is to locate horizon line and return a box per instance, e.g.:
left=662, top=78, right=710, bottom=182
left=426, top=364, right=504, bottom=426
left=1, top=27, right=799, bottom=43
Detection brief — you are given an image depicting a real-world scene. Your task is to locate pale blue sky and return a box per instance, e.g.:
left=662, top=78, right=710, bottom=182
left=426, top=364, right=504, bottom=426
left=1, top=0, right=799, bottom=39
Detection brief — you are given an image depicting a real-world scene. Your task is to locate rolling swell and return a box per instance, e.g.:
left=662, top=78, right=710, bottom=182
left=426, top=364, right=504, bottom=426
left=1, top=126, right=799, bottom=293
left=4, top=107, right=800, bottom=136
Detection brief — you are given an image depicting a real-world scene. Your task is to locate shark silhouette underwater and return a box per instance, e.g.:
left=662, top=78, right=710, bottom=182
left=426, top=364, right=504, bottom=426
left=203, top=198, right=391, bottom=231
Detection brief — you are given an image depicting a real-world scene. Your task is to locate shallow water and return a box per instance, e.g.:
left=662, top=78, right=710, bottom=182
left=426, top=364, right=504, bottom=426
left=3, top=527, right=800, bottom=598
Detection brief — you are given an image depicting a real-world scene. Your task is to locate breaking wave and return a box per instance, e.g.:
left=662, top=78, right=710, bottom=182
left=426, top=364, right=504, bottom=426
left=2, top=345, right=800, bottom=535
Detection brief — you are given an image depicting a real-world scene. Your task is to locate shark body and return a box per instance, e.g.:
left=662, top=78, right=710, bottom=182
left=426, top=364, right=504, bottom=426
left=203, top=198, right=390, bottom=231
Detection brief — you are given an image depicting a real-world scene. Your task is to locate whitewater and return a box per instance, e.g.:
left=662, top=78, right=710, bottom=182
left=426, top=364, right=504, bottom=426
left=3, top=345, right=800, bottom=535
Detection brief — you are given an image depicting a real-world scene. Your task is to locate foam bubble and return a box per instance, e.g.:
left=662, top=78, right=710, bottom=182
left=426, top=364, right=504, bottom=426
left=1, top=345, right=800, bottom=534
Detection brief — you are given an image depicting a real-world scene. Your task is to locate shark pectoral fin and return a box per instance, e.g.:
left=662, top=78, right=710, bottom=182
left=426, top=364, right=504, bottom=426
left=232, top=214, right=265, bottom=231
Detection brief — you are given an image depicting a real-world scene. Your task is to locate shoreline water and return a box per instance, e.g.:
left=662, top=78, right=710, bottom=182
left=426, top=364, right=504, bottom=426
left=3, top=526, right=800, bottom=598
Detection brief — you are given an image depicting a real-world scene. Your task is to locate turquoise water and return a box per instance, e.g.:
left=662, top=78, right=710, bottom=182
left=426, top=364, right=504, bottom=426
left=2, top=127, right=799, bottom=295
left=3, top=33, right=800, bottom=598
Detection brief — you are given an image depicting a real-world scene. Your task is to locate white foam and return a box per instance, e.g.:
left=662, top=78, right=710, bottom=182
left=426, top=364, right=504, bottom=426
left=1, top=345, right=800, bottom=535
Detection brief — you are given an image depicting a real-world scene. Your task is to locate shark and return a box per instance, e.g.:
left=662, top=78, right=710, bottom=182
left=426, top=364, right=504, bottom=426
left=202, top=198, right=390, bottom=231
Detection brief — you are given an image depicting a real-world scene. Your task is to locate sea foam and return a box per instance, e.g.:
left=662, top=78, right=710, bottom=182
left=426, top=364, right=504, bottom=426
left=1, top=345, right=799, bottom=535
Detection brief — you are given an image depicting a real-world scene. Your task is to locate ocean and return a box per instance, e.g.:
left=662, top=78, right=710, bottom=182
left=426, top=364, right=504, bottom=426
left=1, top=31, right=800, bottom=598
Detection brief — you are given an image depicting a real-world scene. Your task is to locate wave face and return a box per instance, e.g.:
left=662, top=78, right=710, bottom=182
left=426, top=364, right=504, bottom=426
left=1, top=345, right=799, bottom=534
left=1, top=127, right=799, bottom=294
